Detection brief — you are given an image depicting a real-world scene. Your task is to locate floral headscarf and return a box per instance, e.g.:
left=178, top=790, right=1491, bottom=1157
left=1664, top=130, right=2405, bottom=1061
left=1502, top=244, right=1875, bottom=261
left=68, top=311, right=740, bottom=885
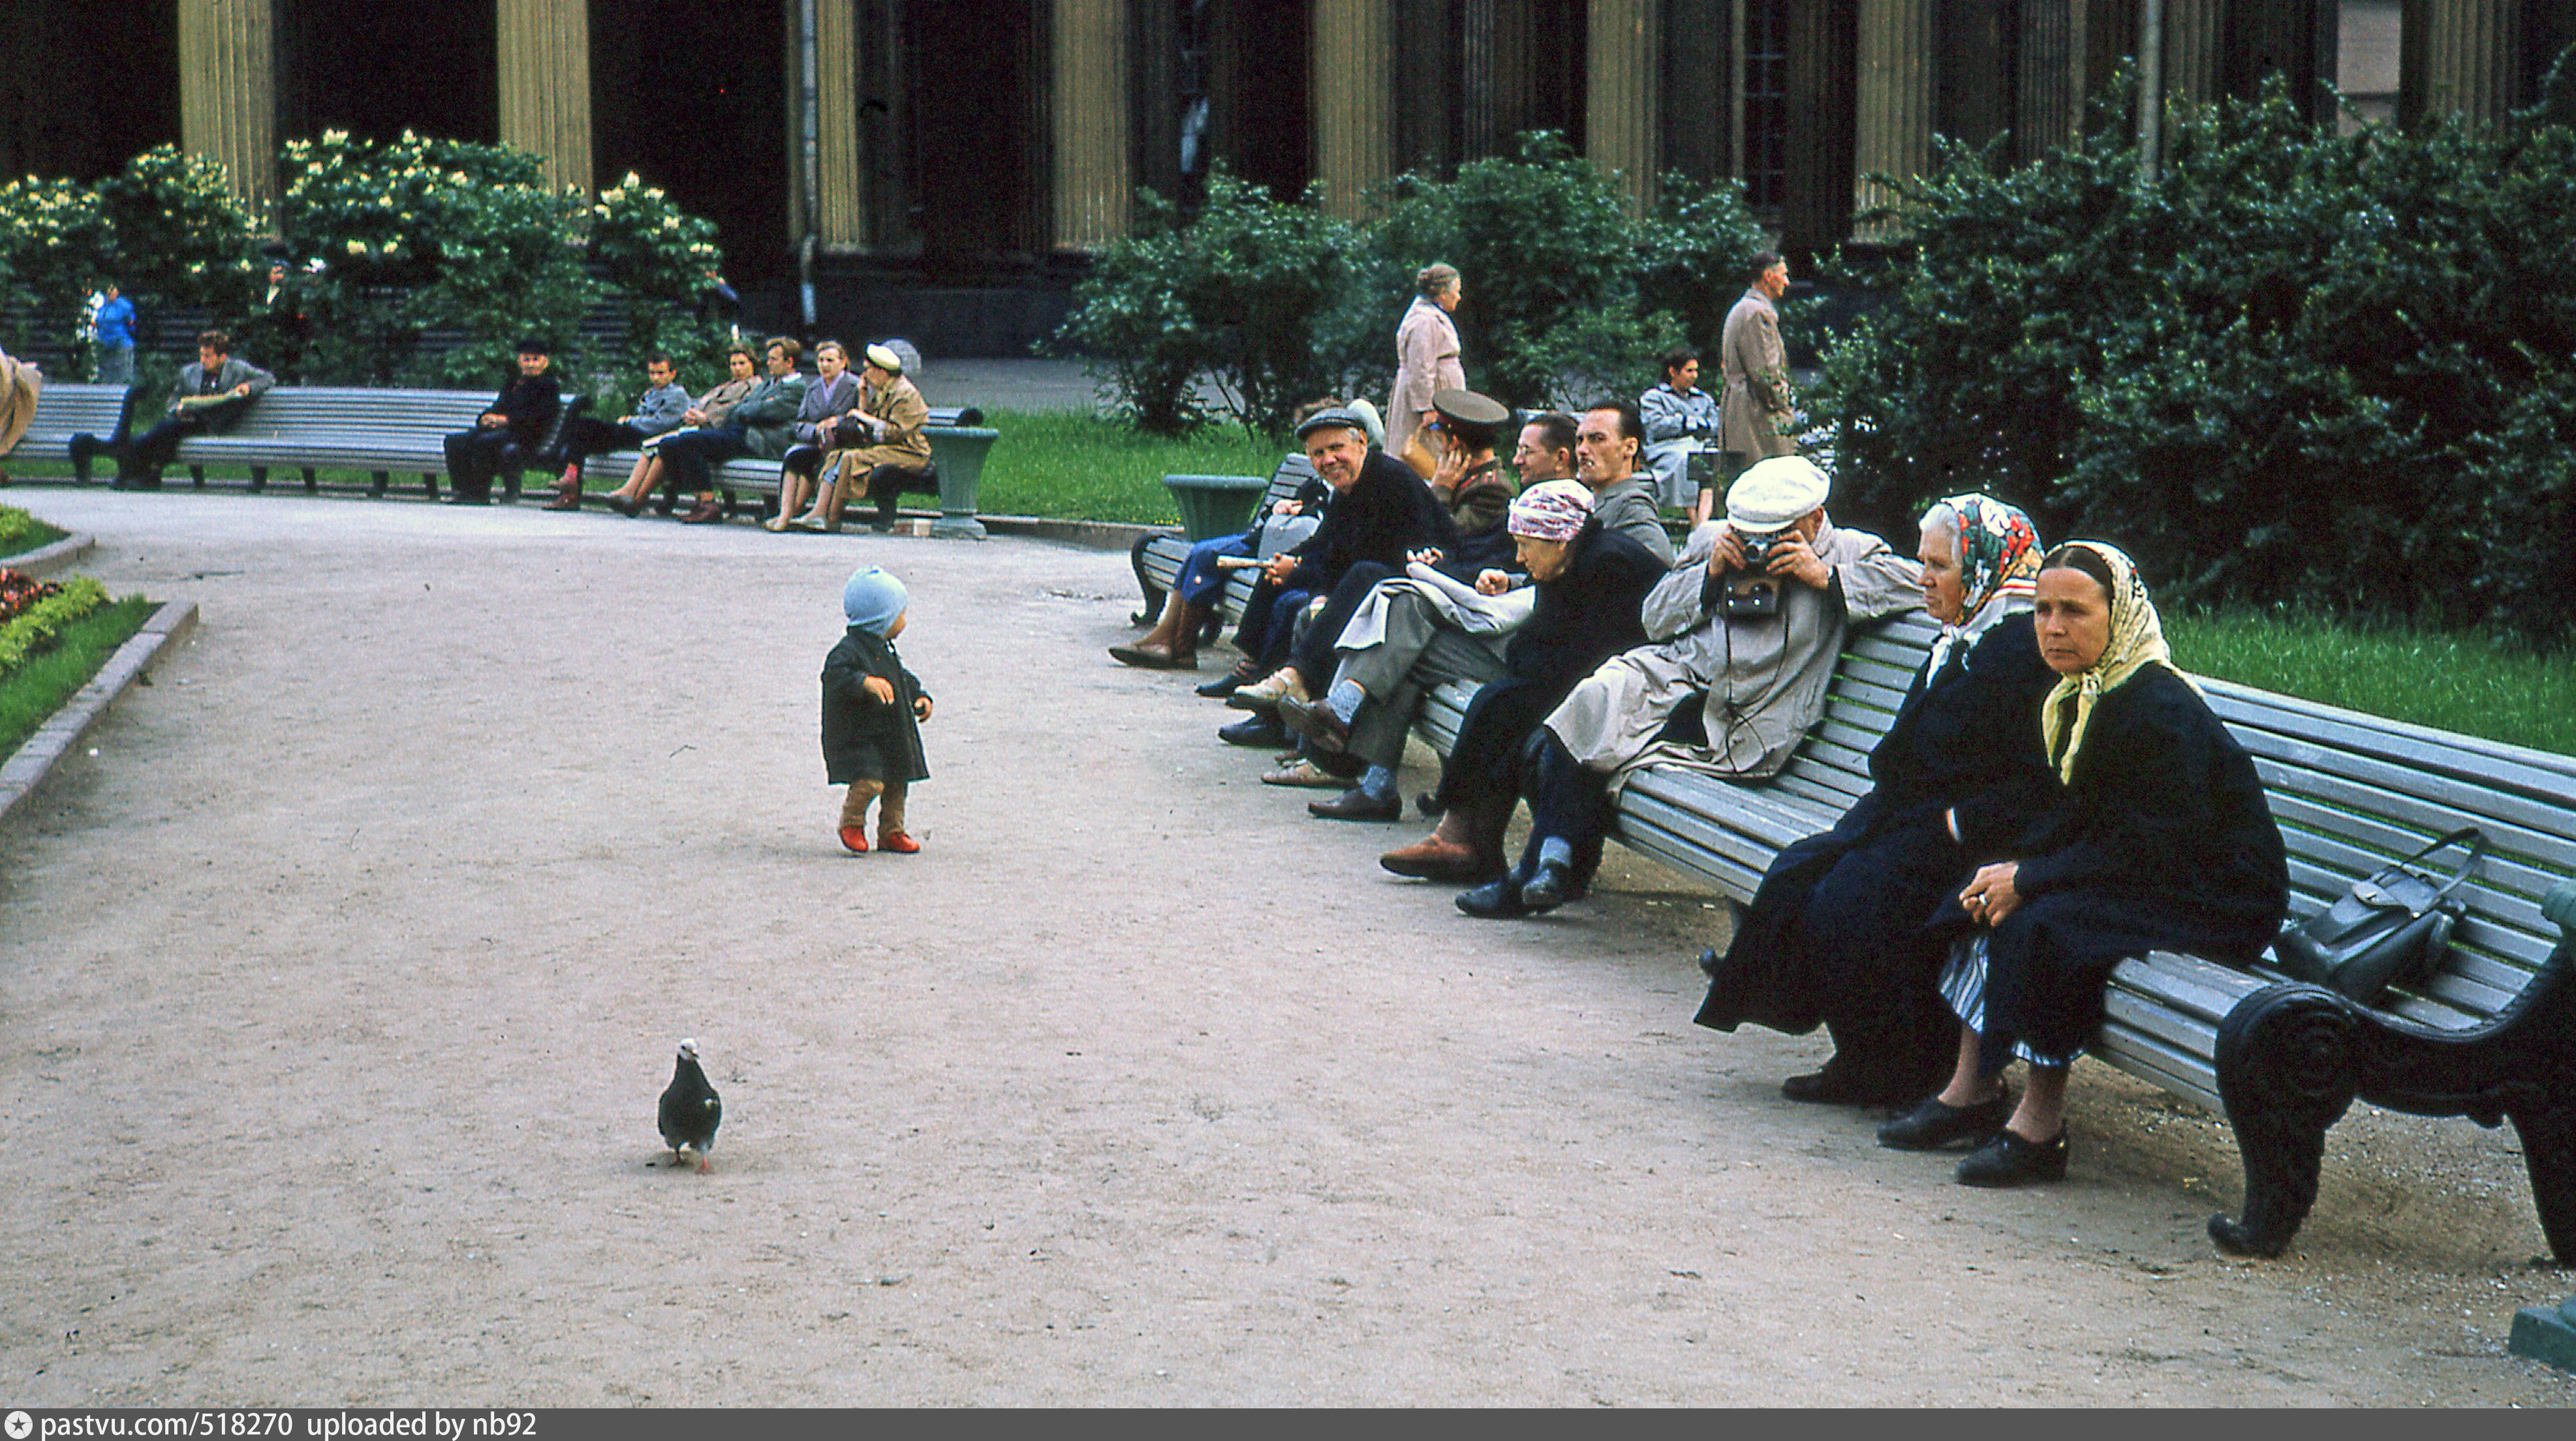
left=1506, top=479, right=1594, bottom=542
left=1923, top=493, right=2041, bottom=676
left=2039, top=540, right=2193, bottom=784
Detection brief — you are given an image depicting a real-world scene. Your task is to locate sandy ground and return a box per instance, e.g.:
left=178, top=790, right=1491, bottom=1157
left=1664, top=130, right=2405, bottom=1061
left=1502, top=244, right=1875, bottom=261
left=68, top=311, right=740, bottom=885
left=2, top=488, right=2571, bottom=1406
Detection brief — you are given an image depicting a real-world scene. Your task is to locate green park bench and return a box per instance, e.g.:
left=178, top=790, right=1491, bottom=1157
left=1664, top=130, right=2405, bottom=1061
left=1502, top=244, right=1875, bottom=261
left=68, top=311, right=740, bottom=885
left=1399, top=612, right=2576, bottom=1262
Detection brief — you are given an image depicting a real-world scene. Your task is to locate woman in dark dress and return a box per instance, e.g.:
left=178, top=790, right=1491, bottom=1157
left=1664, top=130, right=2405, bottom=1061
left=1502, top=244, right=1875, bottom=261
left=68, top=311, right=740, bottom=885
left=1695, top=495, right=2061, bottom=1106
left=1878, top=542, right=2289, bottom=1186
left=1377, top=480, right=1668, bottom=882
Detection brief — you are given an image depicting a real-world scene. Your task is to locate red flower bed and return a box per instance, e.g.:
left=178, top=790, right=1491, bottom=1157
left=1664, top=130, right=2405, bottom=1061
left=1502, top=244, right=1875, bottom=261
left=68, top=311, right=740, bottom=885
left=0, top=568, right=63, bottom=625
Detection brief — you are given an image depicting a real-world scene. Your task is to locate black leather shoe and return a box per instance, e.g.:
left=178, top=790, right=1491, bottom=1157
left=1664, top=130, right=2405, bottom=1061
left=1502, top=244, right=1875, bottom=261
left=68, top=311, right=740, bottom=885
left=1876, top=1091, right=2014, bottom=1151
left=1218, top=713, right=1287, bottom=748
left=1307, top=786, right=1399, bottom=822
left=1416, top=791, right=1444, bottom=819
left=1455, top=877, right=1529, bottom=919
left=1277, top=693, right=1351, bottom=753
left=1194, top=673, right=1246, bottom=700
left=1781, top=1059, right=1917, bottom=1108
left=1955, top=1127, right=2070, bottom=1187
left=1517, top=858, right=1576, bottom=913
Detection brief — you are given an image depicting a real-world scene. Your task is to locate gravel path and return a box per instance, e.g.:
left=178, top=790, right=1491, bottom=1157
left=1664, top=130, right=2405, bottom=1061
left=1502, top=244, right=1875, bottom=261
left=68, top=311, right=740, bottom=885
left=3, top=489, right=2570, bottom=1405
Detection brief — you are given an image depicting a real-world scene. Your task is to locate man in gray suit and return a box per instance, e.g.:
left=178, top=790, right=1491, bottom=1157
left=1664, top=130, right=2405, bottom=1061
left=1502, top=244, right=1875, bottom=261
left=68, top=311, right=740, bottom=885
left=1719, top=251, right=1797, bottom=488
left=70, top=329, right=275, bottom=489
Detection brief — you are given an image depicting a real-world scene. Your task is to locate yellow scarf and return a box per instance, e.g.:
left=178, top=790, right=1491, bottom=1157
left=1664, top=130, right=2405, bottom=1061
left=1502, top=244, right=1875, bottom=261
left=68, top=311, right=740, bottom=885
left=2040, top=542, right=2197, bottom=784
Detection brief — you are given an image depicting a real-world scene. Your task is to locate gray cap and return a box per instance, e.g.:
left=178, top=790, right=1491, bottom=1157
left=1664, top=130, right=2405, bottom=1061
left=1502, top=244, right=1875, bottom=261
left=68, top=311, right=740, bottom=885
left=1295, top=406, right=1373, bottom=442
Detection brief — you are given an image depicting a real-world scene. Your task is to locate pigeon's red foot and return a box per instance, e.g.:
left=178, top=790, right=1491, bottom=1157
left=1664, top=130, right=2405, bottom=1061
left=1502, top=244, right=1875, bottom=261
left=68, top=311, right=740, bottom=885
left=697, top=1156, right=711, bottom=1173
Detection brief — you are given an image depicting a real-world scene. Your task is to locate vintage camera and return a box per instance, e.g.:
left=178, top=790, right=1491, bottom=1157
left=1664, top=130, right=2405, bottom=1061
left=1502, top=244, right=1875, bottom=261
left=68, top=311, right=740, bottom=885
left=1724, top=529, right=1782, bottom=617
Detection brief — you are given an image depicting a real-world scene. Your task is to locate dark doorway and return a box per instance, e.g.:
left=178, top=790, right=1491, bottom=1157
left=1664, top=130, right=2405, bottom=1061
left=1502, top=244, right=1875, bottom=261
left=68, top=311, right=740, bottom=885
left=903, top=0, right=1045, bottom=277
left=0, top=0, right=180, bottom=181
left=1210, top=0, right=1313, bottom=201
left=277, top=0, right=498, bottom=148
left=591, top=1, right=791, bottom=285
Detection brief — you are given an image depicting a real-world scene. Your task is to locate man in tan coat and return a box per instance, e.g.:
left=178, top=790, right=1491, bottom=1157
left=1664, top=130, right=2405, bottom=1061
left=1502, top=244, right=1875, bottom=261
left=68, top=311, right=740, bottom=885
left=0, top=348, right=39, bottom=484
left=823, top=343, right=934, bottom=531
left=1718, top=251, right=1798, bottom=497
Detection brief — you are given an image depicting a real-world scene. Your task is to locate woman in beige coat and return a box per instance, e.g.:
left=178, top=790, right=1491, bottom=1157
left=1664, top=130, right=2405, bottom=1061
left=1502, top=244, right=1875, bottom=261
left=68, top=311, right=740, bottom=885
left=0, top=348, right=41, bottom=485
left=1389, top=263, right=1466, bottom=459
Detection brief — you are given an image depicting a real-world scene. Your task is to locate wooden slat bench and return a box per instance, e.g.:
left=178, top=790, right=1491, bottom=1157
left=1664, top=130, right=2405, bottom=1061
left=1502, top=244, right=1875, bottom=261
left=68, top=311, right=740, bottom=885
left=1130, top=453, right=1320, bottom=625
left=595, top=406, right=994, bottom=531
left=8, top=383, right=134, bottom=470
left=1409, top=612, right=2576, bottom=1261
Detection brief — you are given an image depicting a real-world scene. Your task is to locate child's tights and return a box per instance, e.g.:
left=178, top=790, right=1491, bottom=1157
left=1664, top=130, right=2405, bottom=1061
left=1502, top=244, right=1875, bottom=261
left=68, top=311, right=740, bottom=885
left=840, top=779, right=908, bottom=834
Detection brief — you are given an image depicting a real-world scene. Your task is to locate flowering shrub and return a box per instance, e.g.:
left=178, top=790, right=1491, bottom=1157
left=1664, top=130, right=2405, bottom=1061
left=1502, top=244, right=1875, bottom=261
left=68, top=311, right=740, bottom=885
left=275, top=130, right=596, bottom=386
left=0, top=177, right=113, bottom=368
left=97, top=146, right=259, bottom=323
left=588, top=172, right=732, bottom=382
left=0, top=571, right=104, bottom=681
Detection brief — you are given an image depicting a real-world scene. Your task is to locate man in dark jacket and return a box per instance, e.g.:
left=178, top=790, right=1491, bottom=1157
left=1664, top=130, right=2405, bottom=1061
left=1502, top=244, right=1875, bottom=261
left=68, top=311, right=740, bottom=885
left=1218, top=406, right=1456, bottom=749
left=1377, top=481, right=1666, bottom=879
left=71, top=329, right=275, bottom=489
left=441, top=338, right=563, bottom=504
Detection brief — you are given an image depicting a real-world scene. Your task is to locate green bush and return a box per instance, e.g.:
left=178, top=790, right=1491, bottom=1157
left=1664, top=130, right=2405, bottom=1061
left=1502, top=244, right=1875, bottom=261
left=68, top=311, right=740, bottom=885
left=587, top=172, right=733, bottom=394
left=1053, top=134, right=1769, bottom=433
left=1814, top=77, right=2576, bottom=643
left=275, top=130, right=598, bottom=388
left=0, top=176, right=116, bottom=370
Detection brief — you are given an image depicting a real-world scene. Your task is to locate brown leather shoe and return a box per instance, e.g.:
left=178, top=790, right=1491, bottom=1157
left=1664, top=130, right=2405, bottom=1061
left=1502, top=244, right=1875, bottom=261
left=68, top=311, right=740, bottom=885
left=1380, top=833, right=1497, bottom=883
left=679, top=499, right=725, bottom=525
left=1108, top=638, right=1195, bottom=670
left=543, top=486, right=583, bottom=512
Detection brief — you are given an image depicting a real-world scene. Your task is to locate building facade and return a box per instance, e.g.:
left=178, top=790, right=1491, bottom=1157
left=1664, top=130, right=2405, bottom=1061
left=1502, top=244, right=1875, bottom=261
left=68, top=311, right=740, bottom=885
left=3, top=1, right=2566, bottom=346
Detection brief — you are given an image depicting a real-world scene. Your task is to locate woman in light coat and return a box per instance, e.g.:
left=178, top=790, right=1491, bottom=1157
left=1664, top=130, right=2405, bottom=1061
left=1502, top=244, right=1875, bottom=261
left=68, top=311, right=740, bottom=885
left=0, top=347, right=41, bottom=485
left=1389, top=263, right=1466, bottom=459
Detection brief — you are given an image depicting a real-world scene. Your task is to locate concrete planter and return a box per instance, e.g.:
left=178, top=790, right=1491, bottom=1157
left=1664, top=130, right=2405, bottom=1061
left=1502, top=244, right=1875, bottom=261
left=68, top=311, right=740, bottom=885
left=1162, top=473, right=1272, bottom=542
left=925, top=426, right=999, bottom=540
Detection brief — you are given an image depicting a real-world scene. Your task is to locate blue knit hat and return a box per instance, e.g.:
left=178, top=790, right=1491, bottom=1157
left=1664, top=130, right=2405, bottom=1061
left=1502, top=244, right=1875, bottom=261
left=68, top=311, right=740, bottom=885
left=841, top=566, right=908, bottom=635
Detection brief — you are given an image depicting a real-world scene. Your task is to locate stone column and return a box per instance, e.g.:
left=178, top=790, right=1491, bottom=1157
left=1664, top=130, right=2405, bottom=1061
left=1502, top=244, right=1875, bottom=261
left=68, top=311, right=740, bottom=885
left=1049, top=0, right=1132, bottom=249
left=2421, top=0, right=2518, bottom=123
left=1313, top=0, right=1394, bottom=219
left=815, top=0, right=867, bottom=250
left=2017, top=0, right=2079, bottom=157
left=497, top=0, right=593, bottom=193
left=1587, top=0, right=1661, bottom=209
left=2162, top=0, right=2224, bottom=109
left=178, top=0, right=277, bottom=211
left=1852, top=0, right=1931, bottom=238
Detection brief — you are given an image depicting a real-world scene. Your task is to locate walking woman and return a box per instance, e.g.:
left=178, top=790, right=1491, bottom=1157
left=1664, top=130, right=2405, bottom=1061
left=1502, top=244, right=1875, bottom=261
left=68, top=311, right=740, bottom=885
left=1696, top=495, right=2062, bottom=1106
left=1877, top=542, right=2288, bottom=1186
left=1389, top=264, right=1465, bottom=459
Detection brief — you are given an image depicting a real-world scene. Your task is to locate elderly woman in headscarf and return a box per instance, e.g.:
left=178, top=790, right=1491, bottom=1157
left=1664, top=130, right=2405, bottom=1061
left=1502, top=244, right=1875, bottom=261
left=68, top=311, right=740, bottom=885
left=1694, top=495, right=2062, bottom=1107
left=1377, top=479, right=1669, bottom=883
left=1877, top=542, right=2288, bottom=1187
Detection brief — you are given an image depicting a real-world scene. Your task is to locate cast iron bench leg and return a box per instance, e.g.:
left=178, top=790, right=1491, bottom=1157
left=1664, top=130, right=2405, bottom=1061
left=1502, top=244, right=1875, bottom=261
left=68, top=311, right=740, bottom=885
left=303, top=468, right=318, bottom=493
left=422, top=473, right=437, bottom=499
left=2209, top=984, right=2358, bottom=1257
left=1130, top=533, right=1168, bottom=626
left=370, top=471, right=389, bottom=499
left=250, top=467, right=268, bottom=493
left=189, top=465, right=206, bottom=488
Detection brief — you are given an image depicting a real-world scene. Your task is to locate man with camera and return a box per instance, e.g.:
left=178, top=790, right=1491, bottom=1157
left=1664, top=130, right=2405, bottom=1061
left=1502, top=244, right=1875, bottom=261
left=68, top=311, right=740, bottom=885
left=1457, top=455, right=1920, bottom=918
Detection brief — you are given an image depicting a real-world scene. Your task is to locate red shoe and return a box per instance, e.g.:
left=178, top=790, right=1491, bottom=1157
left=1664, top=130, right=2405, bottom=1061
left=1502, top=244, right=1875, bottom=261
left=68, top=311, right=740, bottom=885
left=877, top=829, right=920, bottom=854
left=838, top=825, right=869, bottom=854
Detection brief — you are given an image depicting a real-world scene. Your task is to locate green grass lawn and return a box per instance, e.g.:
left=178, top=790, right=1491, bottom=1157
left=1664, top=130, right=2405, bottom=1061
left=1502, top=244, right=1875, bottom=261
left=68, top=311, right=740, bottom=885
left=0, top=595, right=153, bottom=758
left=2167, top=607, right=2576, bottom=758
left=0, top=504, right=69, bottom=559
left=973, top=409, right=1287, bottom=525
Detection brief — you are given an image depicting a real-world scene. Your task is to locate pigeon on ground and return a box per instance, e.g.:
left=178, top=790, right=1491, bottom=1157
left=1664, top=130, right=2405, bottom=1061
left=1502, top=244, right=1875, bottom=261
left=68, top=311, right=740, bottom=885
left=657, top=1038, right=722, bottom=1172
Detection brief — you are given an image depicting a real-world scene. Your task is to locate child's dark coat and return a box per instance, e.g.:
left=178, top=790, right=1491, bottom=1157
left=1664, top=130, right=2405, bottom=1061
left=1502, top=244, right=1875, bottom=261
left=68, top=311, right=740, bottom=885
left=820, top=627, right=931, bottom=784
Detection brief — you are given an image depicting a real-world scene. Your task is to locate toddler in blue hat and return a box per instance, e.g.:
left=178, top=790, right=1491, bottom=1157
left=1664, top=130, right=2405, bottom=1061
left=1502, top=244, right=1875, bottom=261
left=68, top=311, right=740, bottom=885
left=821, top=566, right=933, bottom=853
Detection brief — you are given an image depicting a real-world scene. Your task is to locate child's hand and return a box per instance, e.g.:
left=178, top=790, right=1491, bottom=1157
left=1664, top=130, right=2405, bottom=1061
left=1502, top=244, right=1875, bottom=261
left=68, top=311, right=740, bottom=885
left=913, top=695, right=933, bottom=721
left=861, top=676, right=895, bottom=705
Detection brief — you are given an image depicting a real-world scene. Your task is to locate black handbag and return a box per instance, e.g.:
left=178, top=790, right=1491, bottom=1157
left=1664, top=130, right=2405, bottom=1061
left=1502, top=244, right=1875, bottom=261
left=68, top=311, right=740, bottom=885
left=2271, top=828, right=2486, bottom=1004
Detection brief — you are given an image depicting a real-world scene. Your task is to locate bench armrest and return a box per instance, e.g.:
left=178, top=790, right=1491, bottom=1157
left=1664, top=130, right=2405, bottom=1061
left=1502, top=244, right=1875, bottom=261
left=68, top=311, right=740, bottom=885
left=2547, top=880, right=2576, bottom=936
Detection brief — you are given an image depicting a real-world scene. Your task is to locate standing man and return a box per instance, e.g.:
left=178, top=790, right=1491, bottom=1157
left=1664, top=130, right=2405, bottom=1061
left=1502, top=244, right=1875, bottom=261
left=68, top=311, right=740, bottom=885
left=91, top=283, right=136, bottom=386
left=69, top=330, right=273, bottom=490
left=1719, top=251, right=1798, bottom=492
left=441, top=339, right=562, bottom=505
left=1574, top=402, right=1679, bottom=565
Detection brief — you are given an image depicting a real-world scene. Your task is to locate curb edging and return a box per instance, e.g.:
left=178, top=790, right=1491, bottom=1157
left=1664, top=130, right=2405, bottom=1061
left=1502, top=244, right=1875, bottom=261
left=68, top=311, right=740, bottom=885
left=1, top=531, right=96, bottom=578
left=0, top=598, right=199, bottom=829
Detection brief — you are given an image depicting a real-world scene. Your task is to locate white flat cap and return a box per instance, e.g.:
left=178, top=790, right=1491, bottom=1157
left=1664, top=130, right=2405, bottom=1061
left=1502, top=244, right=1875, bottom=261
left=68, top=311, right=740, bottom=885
left=865, top=343, right=904, bottom=374
left=1726, top=455, right=1829, bottom=533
